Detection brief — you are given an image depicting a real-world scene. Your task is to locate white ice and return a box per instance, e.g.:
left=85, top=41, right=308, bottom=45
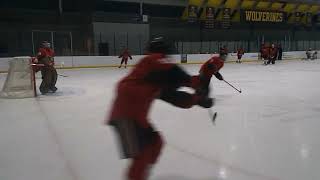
left=1, top=60, right=320, bottom=180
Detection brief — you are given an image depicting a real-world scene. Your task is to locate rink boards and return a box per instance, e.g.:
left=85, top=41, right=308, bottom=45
left=0, top=50, right=314, bottom=72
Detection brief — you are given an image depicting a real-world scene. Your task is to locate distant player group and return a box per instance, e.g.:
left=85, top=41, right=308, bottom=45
left=217, top=43, right=283, bottom=65
left=260, top=43, right=283, bottom=65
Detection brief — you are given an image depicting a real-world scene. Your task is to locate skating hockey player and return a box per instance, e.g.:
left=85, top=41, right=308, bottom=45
left=35, top=41, right=58, bottom=94
left=197, top=56, right=224, bottom=98
left=267, top=44, right=278, bottom=65
left=118, top=48, right=132, bottom=68
left=219, top=45, right=228, bottom=61
left=236, top=47, right=245, bottom=63
left=312, top=51, right=318, bottom=60
left=306, top=48, right=312, bottom=60
left=261, top=44, right=269, bottom=65
left=106, top=37, right=213, bottom=180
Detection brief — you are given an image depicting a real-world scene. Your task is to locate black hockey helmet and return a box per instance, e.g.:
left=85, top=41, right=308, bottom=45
left=146, top=37, right=175, bottom=54
left=41, top=41, right=51, bottom=48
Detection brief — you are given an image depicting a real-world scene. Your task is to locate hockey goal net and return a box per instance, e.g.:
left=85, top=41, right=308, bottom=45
left=0, top=57, right=37, bottom=98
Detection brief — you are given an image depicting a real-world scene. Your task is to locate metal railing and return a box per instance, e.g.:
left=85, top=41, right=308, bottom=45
left=1, top=30, right=320, bottom=57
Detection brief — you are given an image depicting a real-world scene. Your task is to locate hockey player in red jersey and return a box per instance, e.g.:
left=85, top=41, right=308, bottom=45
left=106, top=37, right=213, bottom=180
left=236, top=47, right=245, bottom=63
left=267, top=44, right=278, bottom=65
left=35, top=41, right=58, bottom=94
left=261, top=43, right=270, bottom=65
left=219, top=45, right=228, bottom=61
left=118, top=48, right=132, bottom=68
left=197, top=56, right=224, bottom=97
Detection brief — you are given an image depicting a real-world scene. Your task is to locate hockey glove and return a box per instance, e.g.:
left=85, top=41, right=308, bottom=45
left=214, top=72, right=224, bottom=81
left=198, top=97, right=214, bottom=108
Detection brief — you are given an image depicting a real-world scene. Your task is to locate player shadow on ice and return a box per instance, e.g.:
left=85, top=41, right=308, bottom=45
left=154, top=175, right=218, bottom=180
left=37, top=86, right=86, bottom=100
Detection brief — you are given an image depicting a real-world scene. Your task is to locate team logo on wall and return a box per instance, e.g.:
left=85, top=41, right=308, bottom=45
left=221, top=8, right=231, bottom=29
left=205, top=7, right=215, bottom=29
left=241, top=10, right=285, bottom=23
left=188, top=5, right=198, bottom=22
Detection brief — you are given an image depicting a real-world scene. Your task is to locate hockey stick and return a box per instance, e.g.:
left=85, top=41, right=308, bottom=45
left=223, top=79, right=242, bottom=93
left=58, top=74, right=68, bottom=77
left=31, top=64, right=45, bottom=67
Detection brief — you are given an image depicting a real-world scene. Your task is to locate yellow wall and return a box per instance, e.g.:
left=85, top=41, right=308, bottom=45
left=207, top=0, right=223, bottom=7
left=241, top=0, right=255, bottom=9
left=270, top=2, right=283, bottom=11
left=283, top=3, right=296, bottom=12
left=225, top=0, right=239, bottom=9
left=256, top=1, right=270, bottom=10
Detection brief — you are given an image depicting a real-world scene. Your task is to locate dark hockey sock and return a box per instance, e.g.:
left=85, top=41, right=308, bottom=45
left=128, top=135, right=163, bottom=180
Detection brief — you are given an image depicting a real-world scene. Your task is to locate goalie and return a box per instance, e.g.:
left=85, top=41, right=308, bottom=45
left=34, top=41, right=58, bottom=94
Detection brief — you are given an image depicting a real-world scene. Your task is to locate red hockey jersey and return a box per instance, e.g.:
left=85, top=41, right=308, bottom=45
left=108, top=53, right=176, bottom=128
left=199, top=57, right=224, bottom=78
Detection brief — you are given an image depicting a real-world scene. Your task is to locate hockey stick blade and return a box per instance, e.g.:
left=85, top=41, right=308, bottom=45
left=58, top=74, right=68, bottom=77
left=212, top=112, right=217, bottom=125
left=208, top=109, right=217, bottom=125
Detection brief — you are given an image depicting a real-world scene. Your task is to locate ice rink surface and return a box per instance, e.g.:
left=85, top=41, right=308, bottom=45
left=1, top=60, right=320, bottom=180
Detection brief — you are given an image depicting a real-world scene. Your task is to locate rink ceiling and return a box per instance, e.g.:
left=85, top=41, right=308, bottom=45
left=1, top=60, right=320, bottom=180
